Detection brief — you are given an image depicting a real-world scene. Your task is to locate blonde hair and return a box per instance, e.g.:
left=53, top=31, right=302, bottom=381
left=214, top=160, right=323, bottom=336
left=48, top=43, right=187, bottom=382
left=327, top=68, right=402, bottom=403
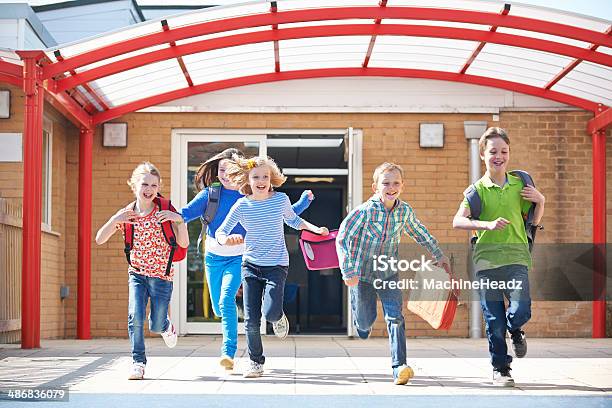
left=373, top=162, right=404, bottom=184
left=225, top=155, right=287, bottom=195
left=127, top=162, right=162, bottom=191
left=479, top=127, right=510, bottom=154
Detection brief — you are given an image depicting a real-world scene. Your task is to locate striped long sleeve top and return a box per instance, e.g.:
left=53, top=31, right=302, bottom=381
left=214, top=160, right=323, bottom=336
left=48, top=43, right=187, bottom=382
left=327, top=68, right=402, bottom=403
left=336, top=196, right=444, bottom=283
left=216, top=192, right=304, bottom=266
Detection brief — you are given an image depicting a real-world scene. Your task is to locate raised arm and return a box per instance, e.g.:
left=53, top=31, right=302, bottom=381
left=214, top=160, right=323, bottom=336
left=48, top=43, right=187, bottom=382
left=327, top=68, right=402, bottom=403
left=291, top=190, right=314, bottom=215
left=180, top=188, right=209, bottom=224
left=95, top=207, right=135, bottom=245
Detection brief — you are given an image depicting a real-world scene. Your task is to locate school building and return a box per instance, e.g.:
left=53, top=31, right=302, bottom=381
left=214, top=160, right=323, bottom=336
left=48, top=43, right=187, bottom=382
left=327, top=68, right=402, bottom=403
left=0, top=0, right=610, bottom=347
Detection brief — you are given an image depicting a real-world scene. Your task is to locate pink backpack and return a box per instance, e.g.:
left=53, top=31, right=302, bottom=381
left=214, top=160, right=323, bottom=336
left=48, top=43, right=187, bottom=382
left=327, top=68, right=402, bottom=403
left=298, top=229, right=339, bottom=270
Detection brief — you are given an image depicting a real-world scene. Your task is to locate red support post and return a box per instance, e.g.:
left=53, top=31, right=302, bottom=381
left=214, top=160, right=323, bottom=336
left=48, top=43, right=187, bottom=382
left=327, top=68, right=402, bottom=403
left=16, top=51, right=46, bottom=349
left=77, top=127, right=94, bottom=340
left=592, top=126, right=607, bottom=338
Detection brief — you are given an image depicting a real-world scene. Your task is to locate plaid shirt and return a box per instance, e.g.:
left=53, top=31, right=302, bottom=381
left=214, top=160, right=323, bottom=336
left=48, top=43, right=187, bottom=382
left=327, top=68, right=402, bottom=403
left=336, top=196, right=444, bottom=283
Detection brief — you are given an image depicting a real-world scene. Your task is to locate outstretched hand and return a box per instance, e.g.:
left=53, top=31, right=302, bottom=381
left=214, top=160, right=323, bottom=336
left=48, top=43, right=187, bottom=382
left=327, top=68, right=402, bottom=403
left=156, top=210, right=183, bottom=224
left=113, top=208, right=137, bottom=225
left=486, top=217, right=510, bottom=231
left=225, top=234, right=244, bottom=246
left=304, top=190, right=314, bottom=201
left=343, top=276, right=359, bottom=287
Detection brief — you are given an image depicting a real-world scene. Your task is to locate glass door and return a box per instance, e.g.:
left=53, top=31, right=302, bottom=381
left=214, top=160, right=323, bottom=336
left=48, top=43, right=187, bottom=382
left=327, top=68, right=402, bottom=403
left=171, top=132, right=266, bottom=334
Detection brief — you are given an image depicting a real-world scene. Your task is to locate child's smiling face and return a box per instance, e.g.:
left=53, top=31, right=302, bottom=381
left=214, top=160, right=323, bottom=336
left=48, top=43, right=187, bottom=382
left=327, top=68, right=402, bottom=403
left=217, top=159, right=234, bottom=189
left=133, top=173, right=160, bottom=203
left=248, top=165, right=271, bottom=197
left=373, top=169, right=403, bottom=207
left=481, top=136, right=510, bottom=174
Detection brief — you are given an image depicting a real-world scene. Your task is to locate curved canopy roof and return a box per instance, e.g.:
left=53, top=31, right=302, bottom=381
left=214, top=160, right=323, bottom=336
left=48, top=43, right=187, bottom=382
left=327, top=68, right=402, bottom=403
left=2, top=0, right=611, bottom=128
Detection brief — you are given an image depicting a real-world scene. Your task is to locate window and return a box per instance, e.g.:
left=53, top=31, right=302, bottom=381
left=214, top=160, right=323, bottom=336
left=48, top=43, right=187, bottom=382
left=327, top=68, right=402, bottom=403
left=42, top=118, right=52, bottom=228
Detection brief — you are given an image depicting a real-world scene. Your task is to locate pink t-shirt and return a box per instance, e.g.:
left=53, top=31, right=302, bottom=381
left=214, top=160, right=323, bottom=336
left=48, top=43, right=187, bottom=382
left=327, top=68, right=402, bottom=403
left=123, top=206, right=175, bottom=281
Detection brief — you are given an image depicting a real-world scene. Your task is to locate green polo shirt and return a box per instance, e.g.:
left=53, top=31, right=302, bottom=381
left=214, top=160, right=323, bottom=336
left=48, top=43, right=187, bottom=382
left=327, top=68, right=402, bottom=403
left=462, top=173, right=532, bottom=271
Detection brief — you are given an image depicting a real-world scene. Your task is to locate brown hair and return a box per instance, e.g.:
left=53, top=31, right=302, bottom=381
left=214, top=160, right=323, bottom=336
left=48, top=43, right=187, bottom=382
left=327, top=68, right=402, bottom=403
left=372, top=162, right=404, bottom=184
left=224, top=156, right=287, bottom=195
left=127, top=162, right=161, bottom=191
left=193, top=148, right=244, bottom=191
left=479, top=127, right=510, bottom=154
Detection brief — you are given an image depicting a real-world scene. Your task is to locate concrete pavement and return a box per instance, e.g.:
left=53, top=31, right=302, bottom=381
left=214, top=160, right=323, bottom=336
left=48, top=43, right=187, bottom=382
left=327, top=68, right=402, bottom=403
left=1, top=336, right=611, bottom=407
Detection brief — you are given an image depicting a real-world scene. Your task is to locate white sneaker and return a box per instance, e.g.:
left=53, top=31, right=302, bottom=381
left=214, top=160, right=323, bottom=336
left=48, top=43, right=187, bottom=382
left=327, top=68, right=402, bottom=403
left=128, top=362, right=145, bottom=380
left=272, top=313, right=289, bottom=339
left=219, top=355, right=234, bottom=370
left=243, top=360, right=264, bottom=378
left=161, top=320, right=177, bottom=348
left=493, top=367, right=515, bottom=387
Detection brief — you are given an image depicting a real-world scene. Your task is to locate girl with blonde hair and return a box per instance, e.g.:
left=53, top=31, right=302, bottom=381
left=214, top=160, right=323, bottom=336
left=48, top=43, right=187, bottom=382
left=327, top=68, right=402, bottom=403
left=180, top=149, right=313, bottom=371
left=95, top=162, right=188, bottom=380
left=216, top=156, right=328, bottom=378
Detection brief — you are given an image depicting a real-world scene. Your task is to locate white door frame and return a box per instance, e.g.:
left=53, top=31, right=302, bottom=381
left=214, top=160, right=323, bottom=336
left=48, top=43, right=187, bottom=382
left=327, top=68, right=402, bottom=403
left=170, top=128, right=362, bottom=336
left=170, top=130, right=266, bottom=335
left=345, top=127, right=363, bottom=337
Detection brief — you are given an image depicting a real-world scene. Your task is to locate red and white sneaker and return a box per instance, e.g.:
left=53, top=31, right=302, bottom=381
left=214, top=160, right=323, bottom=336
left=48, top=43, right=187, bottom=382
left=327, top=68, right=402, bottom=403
left=161, top=320, right=177, bottom=348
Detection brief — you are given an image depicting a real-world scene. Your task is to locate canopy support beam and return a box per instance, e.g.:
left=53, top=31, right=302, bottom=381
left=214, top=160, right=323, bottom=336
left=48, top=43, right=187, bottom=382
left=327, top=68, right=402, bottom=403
left=16, top=50, right=46, bottom=349
left=591, top=126, right=607, bottom=338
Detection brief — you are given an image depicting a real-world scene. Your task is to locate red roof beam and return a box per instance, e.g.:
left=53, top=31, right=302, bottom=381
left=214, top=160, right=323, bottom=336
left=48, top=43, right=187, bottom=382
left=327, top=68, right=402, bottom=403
left=270, top=1, right=280, bottom=73
left=588, top=105, right=612, bottom=134
left=161, top=20, right=194, bottom=87
left=362, top=0, right=387, bottom=68
left=545, top=25, right=612, bottom=90
left=460, top=3, right=510, bottom=74
left=92, top=67, right=600, bottom=125
left=54, top=23, right=612, bottom=93
left=53, top=50, right=110, bottom=111
left=45, top=84, right=93, bottom=129
left=43, top=7, right=612, bottom=78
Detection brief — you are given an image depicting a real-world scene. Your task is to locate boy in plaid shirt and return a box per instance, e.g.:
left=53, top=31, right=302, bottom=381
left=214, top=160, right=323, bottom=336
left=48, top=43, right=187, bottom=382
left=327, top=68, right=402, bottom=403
left=336, top=162, right=450, bottom=385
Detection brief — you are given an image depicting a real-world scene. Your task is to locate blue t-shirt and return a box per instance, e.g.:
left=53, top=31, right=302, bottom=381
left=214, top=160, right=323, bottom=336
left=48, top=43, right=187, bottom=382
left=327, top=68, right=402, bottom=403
left=216, top=192, right=305, bottom=266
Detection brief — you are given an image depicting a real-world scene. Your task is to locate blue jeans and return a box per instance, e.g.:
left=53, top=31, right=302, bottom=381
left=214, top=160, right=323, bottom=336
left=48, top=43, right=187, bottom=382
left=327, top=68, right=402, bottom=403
left=477, top=264, right=531, bottom=370
left=205, top=252, right=243, bottom=358
left=350, top=275, right=406, bottom=368
left=242, top=261, right=287, bottom=364
left=128, top=272, right=173, bottom=365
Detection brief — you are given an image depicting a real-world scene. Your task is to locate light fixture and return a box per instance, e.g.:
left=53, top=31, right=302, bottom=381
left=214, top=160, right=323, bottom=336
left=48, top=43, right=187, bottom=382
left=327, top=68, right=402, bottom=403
left=419, top=123, right=444, bottom=148
left=0, top=90, right=10, bottom=119
left=0, top=133, right=22, bottom=162
left=463, top=121, right=488, bottom=140
left=103, top=122, right=128, bottom=147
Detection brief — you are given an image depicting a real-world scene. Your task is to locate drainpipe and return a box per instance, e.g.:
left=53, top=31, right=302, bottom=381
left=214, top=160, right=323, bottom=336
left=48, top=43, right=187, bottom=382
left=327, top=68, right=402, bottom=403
left=464, top=121, right=488, bottom=339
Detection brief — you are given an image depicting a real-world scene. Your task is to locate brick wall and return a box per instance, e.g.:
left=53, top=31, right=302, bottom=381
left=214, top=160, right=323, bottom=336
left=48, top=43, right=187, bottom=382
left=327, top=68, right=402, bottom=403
left=83, top=111, right=609, bottom=339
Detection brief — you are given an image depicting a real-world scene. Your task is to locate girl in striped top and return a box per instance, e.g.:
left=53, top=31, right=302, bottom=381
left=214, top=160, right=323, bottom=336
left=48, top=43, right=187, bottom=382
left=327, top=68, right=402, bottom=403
left=216, top=156, right=328, bottom=378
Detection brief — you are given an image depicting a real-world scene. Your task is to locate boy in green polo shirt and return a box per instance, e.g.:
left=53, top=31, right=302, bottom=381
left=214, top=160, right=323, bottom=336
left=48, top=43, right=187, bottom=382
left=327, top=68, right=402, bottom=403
left=453, top=127, right=545, bottom=387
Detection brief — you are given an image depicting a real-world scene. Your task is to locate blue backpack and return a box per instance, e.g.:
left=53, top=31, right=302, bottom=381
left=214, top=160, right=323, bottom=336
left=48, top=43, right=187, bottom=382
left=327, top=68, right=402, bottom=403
left=463, top=170, right=541, bottom=251
left=196, top=182, right=221, bottom=254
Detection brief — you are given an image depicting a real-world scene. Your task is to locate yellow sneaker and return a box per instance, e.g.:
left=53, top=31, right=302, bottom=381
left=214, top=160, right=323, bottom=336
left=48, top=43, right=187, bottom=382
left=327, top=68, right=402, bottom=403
left=393, top=365, right=414, bottom=385
left=219, top=355, right=234, bottom=370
